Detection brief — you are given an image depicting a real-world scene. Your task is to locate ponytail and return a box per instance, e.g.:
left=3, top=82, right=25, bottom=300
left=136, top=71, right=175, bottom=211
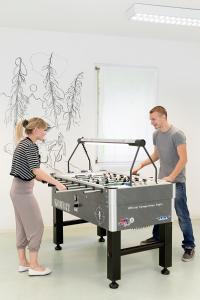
left=15, top=121, right=25, bottom=144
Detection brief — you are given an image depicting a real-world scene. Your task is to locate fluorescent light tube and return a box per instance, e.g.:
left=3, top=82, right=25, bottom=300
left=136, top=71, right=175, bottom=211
left=127, top=3, right=200, bottom=26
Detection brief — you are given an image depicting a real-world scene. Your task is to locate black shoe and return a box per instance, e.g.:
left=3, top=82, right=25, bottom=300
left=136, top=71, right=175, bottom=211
left=140, top=237, right=158, bottom=245
left=182, top=248, right=195, bottom=262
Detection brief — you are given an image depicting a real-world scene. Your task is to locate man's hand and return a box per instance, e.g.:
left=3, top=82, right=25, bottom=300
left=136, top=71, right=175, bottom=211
left=132, top=163, right=143, bottom=175
left=163, top=176, right=175, bottom=182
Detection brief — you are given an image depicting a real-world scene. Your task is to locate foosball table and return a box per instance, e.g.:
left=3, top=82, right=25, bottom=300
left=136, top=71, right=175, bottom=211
left=49, top=138, right=174, bottom=288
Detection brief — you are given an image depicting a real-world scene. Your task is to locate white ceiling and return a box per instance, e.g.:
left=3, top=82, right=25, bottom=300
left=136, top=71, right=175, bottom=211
left=1, top=0, right=200, bottom=42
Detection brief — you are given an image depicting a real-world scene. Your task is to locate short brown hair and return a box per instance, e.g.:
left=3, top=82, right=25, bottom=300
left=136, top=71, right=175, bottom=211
left=149, top=106, right=167, bottom=118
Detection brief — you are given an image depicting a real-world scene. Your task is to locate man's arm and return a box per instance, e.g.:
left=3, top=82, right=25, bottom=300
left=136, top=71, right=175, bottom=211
left=163, top=144, right=187, bottom=182
left=132, top=146, right=159, bottom=174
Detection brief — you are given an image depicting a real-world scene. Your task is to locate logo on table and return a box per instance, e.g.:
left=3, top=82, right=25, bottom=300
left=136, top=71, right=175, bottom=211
left=119, top=217, right=135, bottom=227
left=95, top=207, right=105, bottom=225
left=53, top=198, right=70, bottom=212
left=156, top=215, right=170, bottom=222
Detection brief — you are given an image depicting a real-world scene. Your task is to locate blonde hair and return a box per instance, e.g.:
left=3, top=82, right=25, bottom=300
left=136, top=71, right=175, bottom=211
left=15, top=117, right=48, bottom=144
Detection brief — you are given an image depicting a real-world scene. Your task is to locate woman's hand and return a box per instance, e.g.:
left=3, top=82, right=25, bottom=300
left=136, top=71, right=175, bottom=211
left=55, top=182, right=66, bottom=191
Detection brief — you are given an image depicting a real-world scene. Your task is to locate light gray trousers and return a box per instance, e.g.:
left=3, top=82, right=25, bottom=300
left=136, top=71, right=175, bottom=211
left=10, top=177, right=44, bottom=252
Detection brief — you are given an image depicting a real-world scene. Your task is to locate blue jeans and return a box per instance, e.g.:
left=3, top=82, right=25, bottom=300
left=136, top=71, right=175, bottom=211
left=153, top=182, right=195, bottom=249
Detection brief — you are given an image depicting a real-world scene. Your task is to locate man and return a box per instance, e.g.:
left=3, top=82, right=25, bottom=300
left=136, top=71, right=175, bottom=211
left=132, top=106, right=195, bottom=262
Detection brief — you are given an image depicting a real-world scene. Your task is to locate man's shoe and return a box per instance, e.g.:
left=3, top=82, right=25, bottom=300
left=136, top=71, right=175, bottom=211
left=140, top=237, right=158, bottom=245
left=18, top=265, right=29, bottom=272
left=29, top=267, right=52, bottom=276
left=182, top=248, right=195, bottom=262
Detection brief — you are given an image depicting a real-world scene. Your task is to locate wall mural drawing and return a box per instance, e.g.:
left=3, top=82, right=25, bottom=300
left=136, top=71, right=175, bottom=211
left=43, top=53, right=65, bottom=129
left=64, top=72, right=83, bottom=131
left=5, top=57, right=29, bottom=127
left=1, top=52, right=84, bottom=171
left=24, top=84, right=44, bottom=120
left=46, top=132, right=66, bottom=169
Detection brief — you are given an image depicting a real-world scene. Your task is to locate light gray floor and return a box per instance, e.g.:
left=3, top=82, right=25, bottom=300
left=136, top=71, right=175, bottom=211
left=0, top=220, right=199, bottom=300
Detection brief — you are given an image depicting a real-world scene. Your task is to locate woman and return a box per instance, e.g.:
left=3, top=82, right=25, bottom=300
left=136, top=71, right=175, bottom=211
left=10, top=117, right=66, bottom=276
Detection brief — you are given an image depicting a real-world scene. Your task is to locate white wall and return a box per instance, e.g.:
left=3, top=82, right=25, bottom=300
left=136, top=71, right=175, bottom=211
left=0, top=28, right=200, bottom=229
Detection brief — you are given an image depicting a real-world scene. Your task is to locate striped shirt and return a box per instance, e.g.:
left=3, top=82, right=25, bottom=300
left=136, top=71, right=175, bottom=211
left=10, top=137, right=41, bottom=181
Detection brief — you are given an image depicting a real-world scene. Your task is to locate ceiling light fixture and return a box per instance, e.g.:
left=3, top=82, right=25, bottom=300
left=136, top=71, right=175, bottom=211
left=127, top=3, right=200, bottom=27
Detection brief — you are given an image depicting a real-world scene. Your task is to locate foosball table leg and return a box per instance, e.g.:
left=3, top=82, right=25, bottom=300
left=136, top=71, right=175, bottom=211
left=97, top=226, right=106, bottom=242
left=53, top=207, right=63, bottom=250
left=107, top=231, right=121, bottom=288
left=159, top=222, right=172, bottom=275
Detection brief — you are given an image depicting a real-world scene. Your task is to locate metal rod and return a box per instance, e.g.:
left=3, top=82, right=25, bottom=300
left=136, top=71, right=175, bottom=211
left=81, top=143, right=93, bottom=171
left=78, top=137, right=145, bottom=146
left=83, top=189, right=102, bottom=194
left=143, top=146, right=158, bottom=183
left=56, top=187, right=93, bottom=193
left=67, top=185, right=86, bottom=190
left=63, top=183, right=80, bottom=187
left=129, top=146, right=140, bottom=186
left=121, top=242, right=164, bottom=256
left=67, top=141, right=81, bottom=172
left=62, top=219, right=88, bottom=226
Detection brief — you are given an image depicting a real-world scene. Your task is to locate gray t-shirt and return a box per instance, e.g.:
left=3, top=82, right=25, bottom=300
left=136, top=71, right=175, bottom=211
left=153, top=125, right=186, bottom=183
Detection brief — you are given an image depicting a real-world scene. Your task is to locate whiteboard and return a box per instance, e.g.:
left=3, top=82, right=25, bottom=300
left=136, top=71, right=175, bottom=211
left=96, top=64, right=158, bottom=163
